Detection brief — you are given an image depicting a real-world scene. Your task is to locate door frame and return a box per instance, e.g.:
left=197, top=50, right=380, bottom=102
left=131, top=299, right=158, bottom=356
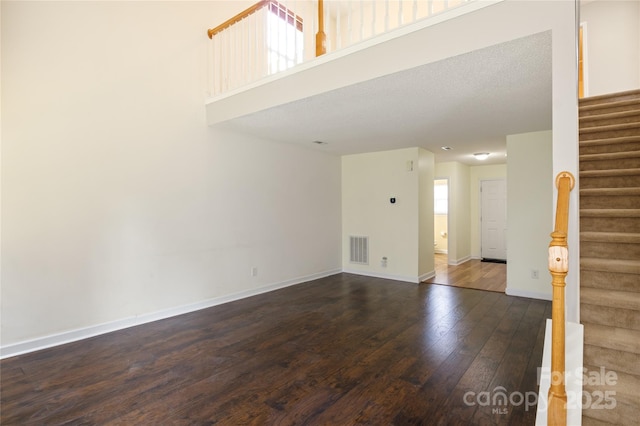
left=434, top=177, right=450, bottom=265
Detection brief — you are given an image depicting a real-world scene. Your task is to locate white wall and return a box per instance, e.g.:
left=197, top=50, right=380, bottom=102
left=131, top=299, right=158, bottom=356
left=342, top=147, right=434, bottom=283
left=418, top=149, right=435, bottom=278
left=581, top=0, right=640, bottom=96
left=1, top=1, right=342, bottom=354
left=506, top=131, right=553, bottom=300
left=470, top=164, right=507, bottom=259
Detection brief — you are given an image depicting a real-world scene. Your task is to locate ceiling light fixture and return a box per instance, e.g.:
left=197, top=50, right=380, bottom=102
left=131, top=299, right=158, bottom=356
left=441, top=146, right=453, bottom=151
left=312, top=140, right=328, bottom=145
left=474, top=152, right=490, bottom=160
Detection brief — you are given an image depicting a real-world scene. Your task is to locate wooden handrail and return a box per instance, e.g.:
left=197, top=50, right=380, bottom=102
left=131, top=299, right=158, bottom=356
left=208, top=0, right=303, bottom=39
left=547, top=171, right=575, bottom=426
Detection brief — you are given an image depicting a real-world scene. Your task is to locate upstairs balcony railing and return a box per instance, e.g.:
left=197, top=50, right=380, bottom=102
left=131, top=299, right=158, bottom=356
left=207, top=0, right=476, bottom=97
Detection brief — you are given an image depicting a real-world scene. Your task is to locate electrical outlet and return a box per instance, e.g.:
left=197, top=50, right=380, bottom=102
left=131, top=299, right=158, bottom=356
left=531, top=269, right=539, bottom=279
left=381, top=257, right=388, bottom=268
left=251, top=267, right=258, bottom=277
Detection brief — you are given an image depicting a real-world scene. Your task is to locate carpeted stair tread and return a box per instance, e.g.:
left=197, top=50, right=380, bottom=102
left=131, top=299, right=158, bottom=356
left=580, top=187, right=640, bottom=196
left=581, top=239, right=640, bottom=261
left=580, top=192, right=640, bottom=209
left=583, top=323, right=640, bottom=354
left=580, top=168, right=640, bottom=178
left=581, top=287, right=640, bottom=313
left=581, top=269, right=640, bottom=292
left=579, top=122, right=640, bottom=135
left=581, top=231, right=640, bottom=243
left=580, top=98, right=640, bottom=115
left=580, top=208, right=640, bottom=218
left=582, top=303, right=640, bottom=333
left=579, top=109, right=640, bottom=127
left=579, top=89, right=640, bottom=107
left=580, top=150, right=640, bottom=162
left=581, top=257, right=640, bottom=274
left=582, top=365, right=640, bottom=408
left=582, top=416, right=612, bottom=426
left=582, top=399, right=640, bottom=426
left=584, top=344, right=640, bottom=377
left=580, top=135, right=640, bottom=147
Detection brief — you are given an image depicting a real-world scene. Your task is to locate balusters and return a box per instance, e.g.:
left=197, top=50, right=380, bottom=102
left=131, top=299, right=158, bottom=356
left=384, top=0, right=389, bottom=32
left=336, top=2, right=342, bottom=50
left=347, top=1, right=353, bottom=46
left=371, top=0, right=376, bottom=37
left=207, top=0, right=479, bottom=97
left=360, top=0, right=364, bottom=42
left=292, top=0, right=299, bottom=66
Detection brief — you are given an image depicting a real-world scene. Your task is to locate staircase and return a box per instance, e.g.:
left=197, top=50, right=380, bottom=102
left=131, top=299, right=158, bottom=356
left=579, top=89, right=640, bottom=425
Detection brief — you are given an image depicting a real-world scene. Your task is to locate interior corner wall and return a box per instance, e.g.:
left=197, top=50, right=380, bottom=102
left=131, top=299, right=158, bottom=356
left=581, top=0, right=640, bottom=96
left=434, top=162, right=471, bottom=265
left=469, top=164, right=507, bottom=259
left=1, top=1, right=342, bottom=353
left=418, top=149, right=435, bottom=280
left=342, top=148, right=423, bottom=283
left=506, top=130, right=553, bottom=300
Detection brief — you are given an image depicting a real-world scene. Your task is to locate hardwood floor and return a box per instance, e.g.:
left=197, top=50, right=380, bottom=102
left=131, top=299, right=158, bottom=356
left=1, top=273, right=549, bottom=425
left=425, top=254, right=507, bottom=293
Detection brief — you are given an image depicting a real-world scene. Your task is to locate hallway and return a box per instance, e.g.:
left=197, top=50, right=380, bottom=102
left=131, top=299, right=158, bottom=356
left=425, top=254, right=507, bottom=293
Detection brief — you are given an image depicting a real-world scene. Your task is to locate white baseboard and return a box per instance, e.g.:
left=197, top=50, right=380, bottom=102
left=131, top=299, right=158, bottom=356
left=434, top=249, right=448, bottom=254
left=535, top=320, right=584, bottom=426
left=342, top=269, right=423, bottom=284
left=419, top=270, right=436, bottom=282
left=0, top=268, right=342, bottom=359
left=449, top=255, right=471, bottom=266
left=505, top=287, right=553, bottom=301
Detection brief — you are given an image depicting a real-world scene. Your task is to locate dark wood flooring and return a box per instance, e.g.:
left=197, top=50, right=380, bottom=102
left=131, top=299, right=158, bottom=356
left=425, top=254, right=507, bottom=293
left=1, top=273, right=549, bottom=425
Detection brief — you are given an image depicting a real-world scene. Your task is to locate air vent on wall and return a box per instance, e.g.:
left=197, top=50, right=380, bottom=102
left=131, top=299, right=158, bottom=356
left=349, top=236, right=369, bottom=265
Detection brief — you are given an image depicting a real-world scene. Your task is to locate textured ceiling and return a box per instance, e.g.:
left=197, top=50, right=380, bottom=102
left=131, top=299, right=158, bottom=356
left=217, top=31, right=552, bottom=165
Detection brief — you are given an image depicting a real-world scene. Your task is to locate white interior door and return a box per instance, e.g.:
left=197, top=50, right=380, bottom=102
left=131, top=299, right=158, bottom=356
left=481, top=179, right=507, bottom=261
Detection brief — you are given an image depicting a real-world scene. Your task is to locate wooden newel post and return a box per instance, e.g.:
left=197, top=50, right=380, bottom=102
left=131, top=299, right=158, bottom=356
left=316, top=0, right=327, bottom=56
left=547, top=171, right=575, bottom=426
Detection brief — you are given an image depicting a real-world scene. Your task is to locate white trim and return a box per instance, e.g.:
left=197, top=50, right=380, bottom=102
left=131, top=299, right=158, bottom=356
left=419, top=270, right=436, bottom=282
left=434, top=249, right=448, bottom=254
left=0, top=269, right=342, bottom=359
left=342, top=268, right=424, bottom=284
left=580, top=21, right=589, bottom=98
left=449, top=255, right=472, bottom=266
left=535, top=320, right=584, bottom=426
left=505, top=287, right=552, bottom=301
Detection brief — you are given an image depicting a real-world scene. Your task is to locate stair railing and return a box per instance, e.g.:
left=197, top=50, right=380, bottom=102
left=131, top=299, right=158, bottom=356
left=206, top=0, right=477, bottom=96
left=547, top=171, right=575, bottom=426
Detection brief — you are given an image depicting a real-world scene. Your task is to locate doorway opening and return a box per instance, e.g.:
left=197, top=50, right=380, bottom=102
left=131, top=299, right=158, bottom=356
left=434, top=179, right=449, bottom=262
